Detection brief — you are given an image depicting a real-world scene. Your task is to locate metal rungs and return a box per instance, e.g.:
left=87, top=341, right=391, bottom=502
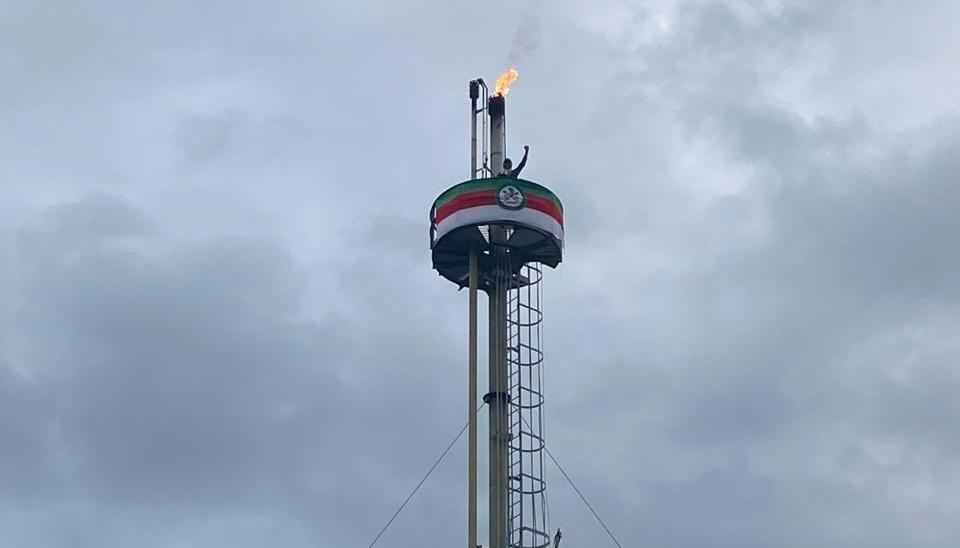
left=501, top=262, right=548, bottom=547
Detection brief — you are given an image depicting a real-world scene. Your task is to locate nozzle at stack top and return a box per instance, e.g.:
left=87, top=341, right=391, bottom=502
left=488, top=93, right=505, bottom=116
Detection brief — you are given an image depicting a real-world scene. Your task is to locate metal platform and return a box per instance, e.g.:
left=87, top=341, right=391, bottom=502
left=430, top=177, right=564, bottom=288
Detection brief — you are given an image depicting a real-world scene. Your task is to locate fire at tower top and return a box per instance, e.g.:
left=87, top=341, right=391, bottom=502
left=494, top=68, right=519, bottom=97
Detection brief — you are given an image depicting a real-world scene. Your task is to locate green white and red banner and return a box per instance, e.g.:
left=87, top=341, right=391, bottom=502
left=432, top=178, right=564, bottom=244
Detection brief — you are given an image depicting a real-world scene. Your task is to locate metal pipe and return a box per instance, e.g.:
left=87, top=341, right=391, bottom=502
left=486, top=237, right=510, bottom=548
left=467, top=248, right=478, bottom=548
left=489, top=95, right=506, bottom=176
left=487, top=281, right=508, bottom=548
left=486, top=89, right=510, bottom=548
left=467, top=80, right=481, bottom=548
left=470, top=80, right=479, bottom=179
left=478, top=80, right=490, bottom=178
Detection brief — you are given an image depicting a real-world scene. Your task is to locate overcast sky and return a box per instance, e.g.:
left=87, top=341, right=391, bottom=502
left=2, top=0, right=960, bottom=546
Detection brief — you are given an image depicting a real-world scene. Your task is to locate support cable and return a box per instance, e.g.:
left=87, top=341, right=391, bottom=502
left=520, top=416, right=624, bottom=548
left=366, top=403, right=487, bottom=548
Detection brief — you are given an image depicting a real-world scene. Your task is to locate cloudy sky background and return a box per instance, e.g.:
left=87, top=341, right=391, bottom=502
left=2, top=0, right=960, bottom=546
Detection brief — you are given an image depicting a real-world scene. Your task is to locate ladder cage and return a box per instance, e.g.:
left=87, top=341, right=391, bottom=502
left=494, top=251, right=551, bottom=548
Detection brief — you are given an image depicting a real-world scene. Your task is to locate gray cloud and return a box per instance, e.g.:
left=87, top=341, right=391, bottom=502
left=2, top=0, right=960, bottom=547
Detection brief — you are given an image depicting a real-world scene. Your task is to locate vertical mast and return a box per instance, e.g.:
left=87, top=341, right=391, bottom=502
left=436, top=75, right=562, bottom=548
left=467, top=80, right=480, bottom=548
left=487, top=92, right=509, bottom=548
left=487, top=260, right=509, bottom=548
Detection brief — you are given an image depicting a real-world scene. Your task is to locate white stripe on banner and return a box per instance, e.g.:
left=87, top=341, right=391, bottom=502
left=435, top=205, right=564, bottom=243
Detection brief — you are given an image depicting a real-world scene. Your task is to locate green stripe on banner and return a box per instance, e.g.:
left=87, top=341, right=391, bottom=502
left=433, top=178, right=563, bottom=210
left=434, top=180, right=499, bottom=208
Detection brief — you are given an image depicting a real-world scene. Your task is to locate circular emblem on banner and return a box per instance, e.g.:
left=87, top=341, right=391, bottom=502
left=497, top=184, right=526, bottom=210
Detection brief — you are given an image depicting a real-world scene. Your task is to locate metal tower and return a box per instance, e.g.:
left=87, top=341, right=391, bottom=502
left=430, top=75, right=564, bottom=548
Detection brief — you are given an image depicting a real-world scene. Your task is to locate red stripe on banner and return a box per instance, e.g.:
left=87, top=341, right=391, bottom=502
left=435, top=190, right=497, bottom=223
left=435, top=191, right=565, bottom=227
left=525, top=194, right=564, bottom=226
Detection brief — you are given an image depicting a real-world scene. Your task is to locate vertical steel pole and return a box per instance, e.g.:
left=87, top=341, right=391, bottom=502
left=467, top=79, right=480, bottom=548
left=487, top=278, right=508, bottom=548
left=470, top=80, right=479, bottom=179
left=468, top=249, right=478, bottom=548
left=486, top=92, right=509, bottom=548
left=487, top=238, right=509, bottom=548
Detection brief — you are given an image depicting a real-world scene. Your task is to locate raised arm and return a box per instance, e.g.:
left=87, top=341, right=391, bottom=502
left=513, top=145, right=529, bottom=176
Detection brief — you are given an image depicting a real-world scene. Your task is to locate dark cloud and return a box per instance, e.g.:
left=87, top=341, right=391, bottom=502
left=0, top=362, right=55, bottom=496
left=1, top=193, right=470, bottom=544
left=2, top=0, right=960, bottom=547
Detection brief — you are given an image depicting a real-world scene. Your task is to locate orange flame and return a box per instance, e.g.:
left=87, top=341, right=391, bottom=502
left=494, top=68, right=520, bottom=96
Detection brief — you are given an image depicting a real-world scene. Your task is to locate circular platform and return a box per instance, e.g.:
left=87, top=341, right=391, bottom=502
left=430, top=177, right=564, bottom=287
